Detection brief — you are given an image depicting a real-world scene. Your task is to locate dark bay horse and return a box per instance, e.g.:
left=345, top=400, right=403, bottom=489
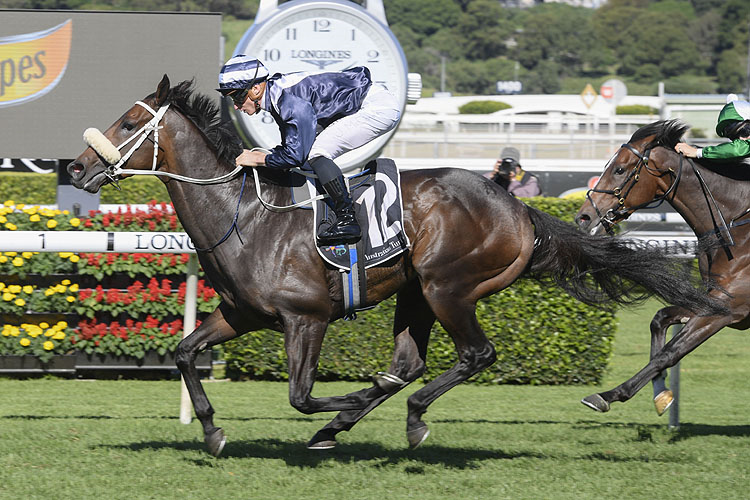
left=67, top=77, right=723, bottom=456
left=576, top=119, right=743, bottom=415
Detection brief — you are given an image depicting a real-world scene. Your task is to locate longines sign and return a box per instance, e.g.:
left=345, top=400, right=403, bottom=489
left=0, top=10, right=221, bottom=159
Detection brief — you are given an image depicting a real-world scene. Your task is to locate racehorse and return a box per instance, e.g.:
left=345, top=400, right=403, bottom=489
left=67, top=77, right=723, bottom=456
left=575, top=119, right=743, bottom=416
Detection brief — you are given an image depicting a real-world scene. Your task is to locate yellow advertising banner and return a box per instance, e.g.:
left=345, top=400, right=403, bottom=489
left=0, top=19, right=72, bottom=107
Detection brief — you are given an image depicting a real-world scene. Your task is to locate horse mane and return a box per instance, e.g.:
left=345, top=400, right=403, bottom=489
left=161, top=80, right=244, bottom=167
left=629, top=119, right=689, bottom=150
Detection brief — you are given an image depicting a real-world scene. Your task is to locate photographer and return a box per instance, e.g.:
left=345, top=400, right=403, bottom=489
left=487, top=147, right=541, bottom=197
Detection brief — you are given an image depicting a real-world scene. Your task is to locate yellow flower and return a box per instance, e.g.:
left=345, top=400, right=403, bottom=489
left=20, top=338, right=30, bottom=347
left=29, top=214, right=40, bottom=222
left=0, top=256, right=6, bottom=263
left=8, top=285, right=21, bottom=294
left=22, top=285, right=33, bottom=294
left=69, top=284, right=79, bottom=292
left=3, top=200, right=14, bottom=207
left=58, top=252, right=73, bottom=258
left=69, top=255, right=80, bottom=263
left=9, top=327, right=20, bottom=337
left=44, top=289, right=54, bottom=296
left=44, top=329, right=55, bottom=337
left=0, top=216, right=6, bottom=224
left=14, top=298, right=25, bottom=307
left=43, top=341, right=54, bottom=351
left=11, top=257, right=22, bottom=266
left=21, top=252, right=32, bottom=259
left=0, top=282, right=4, bottom=289
left=56, top=321, right=68, bottom=329
left=40, top=322, right=49, bottom=329
left=55, top=284, right=67, bottom=293
left=5, top=223, right=17, bottom=231
left=52, top=331, right=66, bottom=340
left=47, top=219, right=58, bottom=229
left=2, top=293, right=14, bottom=301
left=70, top=218, right=81, bottom=227
left=16, top=203, right=24, bottom=210
left=5, top=252, right=16, bottom=257
left=66, top=296, right=75, bottom=303
left=61, top=279, right=71, bottom=285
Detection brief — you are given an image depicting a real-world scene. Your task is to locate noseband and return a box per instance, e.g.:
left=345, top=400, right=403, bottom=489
left=586, top=143, right=683, bottom=232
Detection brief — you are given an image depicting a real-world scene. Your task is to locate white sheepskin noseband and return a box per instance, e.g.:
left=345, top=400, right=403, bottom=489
left=83, top=128, right=122, bottom=164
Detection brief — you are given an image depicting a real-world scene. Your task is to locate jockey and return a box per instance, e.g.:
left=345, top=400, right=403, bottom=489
left=217, top=55, right=401, bottom=246
left=675, top=95, right=750, bottom=160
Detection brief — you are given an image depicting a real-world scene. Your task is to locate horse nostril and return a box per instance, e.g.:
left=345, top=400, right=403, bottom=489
left=67, top=161, right=84, bottom=177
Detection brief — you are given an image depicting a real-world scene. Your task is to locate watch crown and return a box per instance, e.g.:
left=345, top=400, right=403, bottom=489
left=407, top=73, right=422, bottom=104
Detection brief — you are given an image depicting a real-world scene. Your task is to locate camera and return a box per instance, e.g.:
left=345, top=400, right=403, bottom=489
left=498, top=158, right=515, bottom=175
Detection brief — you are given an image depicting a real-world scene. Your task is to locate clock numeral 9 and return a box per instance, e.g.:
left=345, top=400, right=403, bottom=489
left=264, top=49, right=280, bottom=61
left=367, top=50, right=380, bottom=63
left=313, top=19, right=331, bottom=32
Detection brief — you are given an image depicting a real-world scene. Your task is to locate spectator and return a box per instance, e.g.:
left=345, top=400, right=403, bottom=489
left=486, top=147, right=541, bottom=197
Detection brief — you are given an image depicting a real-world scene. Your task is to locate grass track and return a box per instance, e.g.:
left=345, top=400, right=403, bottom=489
left=1, top=300, right=749, bottom=500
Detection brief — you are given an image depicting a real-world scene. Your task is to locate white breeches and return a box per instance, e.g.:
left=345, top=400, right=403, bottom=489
left=308, top=84, right=401, bottom=161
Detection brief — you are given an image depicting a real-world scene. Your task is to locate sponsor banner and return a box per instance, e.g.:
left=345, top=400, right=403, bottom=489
left=1, top=231, right=195, bottom=254
left=0, top=158, right=56, bottom=174
left=0, top=19, right=72, bottom=108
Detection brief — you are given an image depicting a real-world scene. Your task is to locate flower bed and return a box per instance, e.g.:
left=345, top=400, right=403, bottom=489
left=0, top=200, right=217, bottom=369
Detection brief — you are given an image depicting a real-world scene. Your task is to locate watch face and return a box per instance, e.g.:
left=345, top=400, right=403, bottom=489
left=232, top=0, right=407, bottom=170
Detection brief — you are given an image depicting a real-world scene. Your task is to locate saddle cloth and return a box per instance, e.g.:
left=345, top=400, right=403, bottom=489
left=293, top=158, right=410, bottom=271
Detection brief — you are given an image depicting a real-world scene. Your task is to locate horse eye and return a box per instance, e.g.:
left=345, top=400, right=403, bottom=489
left=615, top=167, right=625, bottom=175
left=122, top=122, right=135, bottom=131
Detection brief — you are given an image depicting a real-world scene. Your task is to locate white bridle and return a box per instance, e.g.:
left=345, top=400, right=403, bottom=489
left=83, top=100, right=325, bottom=210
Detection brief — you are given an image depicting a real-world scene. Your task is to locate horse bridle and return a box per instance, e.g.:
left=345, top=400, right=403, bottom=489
left=585, top=143, right=683, bottom=233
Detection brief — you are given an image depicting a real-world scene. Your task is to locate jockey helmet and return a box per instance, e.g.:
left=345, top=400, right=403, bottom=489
left=217, top=56, right=269, bottom=95
left=716, top=97, right=750, bottom=138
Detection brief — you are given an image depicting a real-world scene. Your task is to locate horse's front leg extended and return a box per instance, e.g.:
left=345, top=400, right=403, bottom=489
left=582, top=313, right=731, bottom=413
left=649, top=306, right=692, bottom=415
left=175, top=304, right=243, bottom=456
left=283, top=316, right=372, bottom=414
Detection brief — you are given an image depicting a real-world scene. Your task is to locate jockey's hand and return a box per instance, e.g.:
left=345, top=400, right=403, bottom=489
left=236, top=149, right=267, bottom=167
left=675, top=142, right=698, bottom=158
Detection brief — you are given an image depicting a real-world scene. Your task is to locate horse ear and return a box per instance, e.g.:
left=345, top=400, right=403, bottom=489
left=156, top=74, right=170, bottom=106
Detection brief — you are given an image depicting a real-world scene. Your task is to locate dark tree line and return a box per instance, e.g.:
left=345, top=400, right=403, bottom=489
left=3, top=0, right=749, bottom=95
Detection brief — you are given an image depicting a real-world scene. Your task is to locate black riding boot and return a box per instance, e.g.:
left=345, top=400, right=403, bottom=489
left=318, top=176, right=361, bottom=245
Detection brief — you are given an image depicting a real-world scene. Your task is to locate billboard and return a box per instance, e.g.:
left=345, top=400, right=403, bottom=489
left=0, top=10, right=222, bottom=159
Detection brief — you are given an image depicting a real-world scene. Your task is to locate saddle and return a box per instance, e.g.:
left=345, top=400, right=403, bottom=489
left=290, top=158, right=410, bottom=317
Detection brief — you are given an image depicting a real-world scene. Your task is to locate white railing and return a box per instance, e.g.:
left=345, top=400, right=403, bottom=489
left=2, top=231, right=198, bottom=424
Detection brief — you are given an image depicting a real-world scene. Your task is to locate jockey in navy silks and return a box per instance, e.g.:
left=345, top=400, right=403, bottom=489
left=217, top=55, right=401, bottom=246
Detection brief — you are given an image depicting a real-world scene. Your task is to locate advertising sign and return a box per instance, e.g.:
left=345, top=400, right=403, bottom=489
left=0, top=10, right=222, bottom=159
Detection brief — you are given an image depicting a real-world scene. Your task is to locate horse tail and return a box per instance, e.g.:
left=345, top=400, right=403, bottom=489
left=525, top=205, right=727, bottom=315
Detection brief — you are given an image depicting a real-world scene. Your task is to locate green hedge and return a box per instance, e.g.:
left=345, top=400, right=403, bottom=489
left=0, top=173, right=169, bottom=205
left=224, top=198, right=616, bottom=385
left=615, top=104, right=658, bottom=115
left=458, top=100, right=511, bottom=114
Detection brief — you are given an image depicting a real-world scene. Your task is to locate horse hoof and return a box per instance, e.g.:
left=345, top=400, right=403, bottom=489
left=407, top=425, right=430, bottom=449
left=581, top=394, right=610, bottom=413
left=205, top=428, right=226, bottom=457
left=307, top=430, right=337, bottom=450
left=373, top=372, right=407, bottom=393
left=654, top=390, right=674, bottom=416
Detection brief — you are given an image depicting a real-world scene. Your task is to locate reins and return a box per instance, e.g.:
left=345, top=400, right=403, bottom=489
left=84, top=100, right=329, bottom=251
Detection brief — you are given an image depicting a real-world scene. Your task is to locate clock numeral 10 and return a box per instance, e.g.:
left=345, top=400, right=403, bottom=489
left=264, top=49, right=280, bottom=61
left=313, top=19, right=331, bottom=32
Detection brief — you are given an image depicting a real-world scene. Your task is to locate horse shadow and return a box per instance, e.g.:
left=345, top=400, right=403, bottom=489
left=100, top=437, right=547, bottom=470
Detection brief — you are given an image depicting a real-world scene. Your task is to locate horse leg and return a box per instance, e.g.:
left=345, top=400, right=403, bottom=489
left=175, top=304, right=244, bottom=457
left=405, top=296, right=496, bottom=448
left=649, top=306, right=692, bottom=415
left=581, top=313, right=731, bottom=413
left=282, top=315, right=382, bottom=414
left=307, top=282, right=435, bottom=449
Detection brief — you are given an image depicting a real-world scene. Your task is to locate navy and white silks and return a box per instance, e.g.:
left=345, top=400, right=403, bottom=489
left=261, top=67, right=401, bottom=169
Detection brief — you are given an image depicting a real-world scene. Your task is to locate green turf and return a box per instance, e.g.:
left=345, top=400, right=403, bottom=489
left=1, top=300, right=748, bottom=500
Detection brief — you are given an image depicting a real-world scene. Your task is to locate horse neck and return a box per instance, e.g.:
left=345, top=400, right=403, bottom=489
left=661, top=150, right=749, bottom=236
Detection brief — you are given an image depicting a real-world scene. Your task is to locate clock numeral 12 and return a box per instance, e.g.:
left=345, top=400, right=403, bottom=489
left=313, top=19, right=331, bottom=32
